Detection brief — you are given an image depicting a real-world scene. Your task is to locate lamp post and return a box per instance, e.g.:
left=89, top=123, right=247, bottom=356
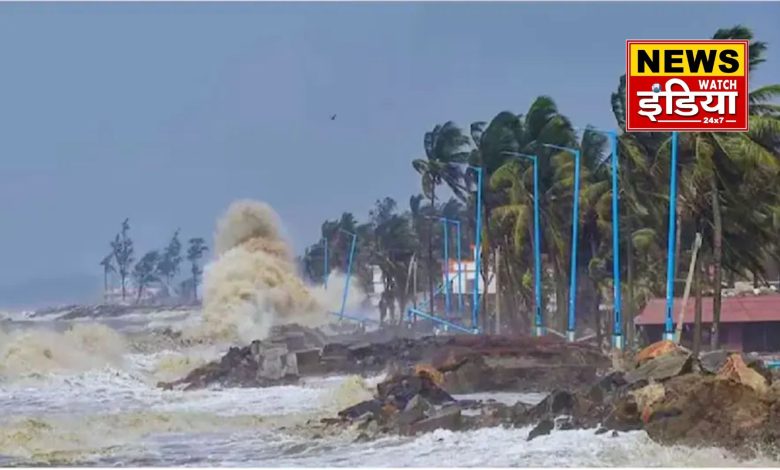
left=663, top=131, right=680, bottom=341
left=442, top=218, right=451, bottom=318
left=543, top=143, right=581, bottom=342
left=577, top=128, right=623, bottom=350
left=467, top=165, right=483, bottom=334
left=439, top=217, right=464, bottom=316
left=338, top=228, right=357, bottom=319
left=502, top=152, right=544, bottom=337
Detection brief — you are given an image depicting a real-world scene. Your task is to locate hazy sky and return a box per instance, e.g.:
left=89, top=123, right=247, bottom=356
left=0, top=2, right=778, bottom=305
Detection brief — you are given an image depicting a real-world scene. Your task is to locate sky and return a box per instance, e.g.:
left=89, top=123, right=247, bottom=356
left=0, top=2, right=778, bottom=308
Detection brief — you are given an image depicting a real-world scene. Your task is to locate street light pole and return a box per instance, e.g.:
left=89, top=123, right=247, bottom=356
left=339, top=229, right=357, bottom=320
left=441, top=217, right=464, bottom=315
left=543, top=144, right=581, bottom=342
left=468, top=165, right=483, bottom=333
left=454, top=220, right=463, bottom=315
left=502, top=152, right=544, bottom=337
left=442, top=218, right=451, bottom=318
left=577, top=127, right=623, bottom=350
left=663, top=131, right=680, bottom=341
left=607, top=130, right=623, bottom=350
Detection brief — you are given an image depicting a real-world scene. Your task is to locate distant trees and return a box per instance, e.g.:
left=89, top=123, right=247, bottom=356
left=187, top=237, right=209, bottom=301
left=99, top=253, right=115, bottom=302
left=103, top=222, right=208, bottom=305
left=157, top=229, right=183, bottom=295
left=110, top=218, right=135, bottom=301
left=133, top=250, right=160, bottom=302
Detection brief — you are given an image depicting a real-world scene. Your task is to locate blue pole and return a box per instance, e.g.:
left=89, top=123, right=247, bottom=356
left=408, top=307, right=477, bottom=335
left=471, top=166, right=483, bottom=333
left=609, top=131, right=623, bottom=350
left=323, top=237, right=329, bottom=289
left=443, top=219, right=451, bottom=318
left=340, top=231, right=357, bottom=319
left=456, top=220, right=463, bottom=315
left=501, top=151, right=545, bottom=336
left=568, top=150, right=581, bottom=342
left=663, top=132, right=679, bottom=341
left=531, top=157, right=544, bottom=337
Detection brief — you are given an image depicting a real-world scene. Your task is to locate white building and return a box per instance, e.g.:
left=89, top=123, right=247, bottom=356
left=441, top=256, right=496, bottom=295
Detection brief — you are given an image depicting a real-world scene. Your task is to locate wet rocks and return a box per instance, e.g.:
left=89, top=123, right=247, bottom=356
left=527, top=419, right=554, bottom=441
left=642, top=373, right=773, bottom=454
left=401, top=406, right=463, bottom=436
left=435, top=335, right=609, bottom=393
left=162, top=333, right=609, bottom=393
left=334, top=368, right=465, bottom=438
left=158, top=336, right=310, bottom=390
left=624, top=350, right=693, bottom=384
left=512, top=341, right=780, bottom=457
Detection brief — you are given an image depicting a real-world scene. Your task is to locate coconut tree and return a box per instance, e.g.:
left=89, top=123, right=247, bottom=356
left=99, top=253, right=115, bottom=303
left=412, top=122, right=470, bottom=313
left=644, top=26, right=780, bottom=349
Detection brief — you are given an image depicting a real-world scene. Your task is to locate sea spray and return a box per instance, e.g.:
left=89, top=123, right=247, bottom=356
left=190, top=200, right=367, bottom=344
left=319, top=375, right=375, bottom=412
left=0, top=324, right=126, bottom=379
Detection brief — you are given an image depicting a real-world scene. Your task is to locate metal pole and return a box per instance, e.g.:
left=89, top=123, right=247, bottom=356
left=340, top=231, right=357, bottom=319
left=663, top=131, right=679, bottom=341
left=568, top=150, right=581, bottom=342
left=501, top=151, right=545, bottom=337
left=531, top=157, right=544, bottom=337
left=609, top=131, right=623, bottom=350
left=323, top=237, right=329, bottom=289
left=456, top=220, right=463, bottom=315
left=443, top=219, right=451, bottom=318
left=471, top=166, right=483, bottom=333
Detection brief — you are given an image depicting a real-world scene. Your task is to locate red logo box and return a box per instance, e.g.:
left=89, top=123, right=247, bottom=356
left=626, top=40, right=749, bottom=132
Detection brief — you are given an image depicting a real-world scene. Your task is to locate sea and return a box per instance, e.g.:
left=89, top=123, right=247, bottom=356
left=0, top=307, right=774, bottom=467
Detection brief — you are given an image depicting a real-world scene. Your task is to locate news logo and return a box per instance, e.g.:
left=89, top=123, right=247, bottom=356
left=625, top=40, right=749, bottom=132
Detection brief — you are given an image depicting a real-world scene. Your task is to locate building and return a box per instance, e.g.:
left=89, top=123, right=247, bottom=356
left=635, top=294, right=780, bottom=352
left=441, top=257, right=496, bottom=297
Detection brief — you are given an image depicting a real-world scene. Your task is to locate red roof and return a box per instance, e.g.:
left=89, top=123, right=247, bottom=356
left=636, top=294, right=780, bottom=325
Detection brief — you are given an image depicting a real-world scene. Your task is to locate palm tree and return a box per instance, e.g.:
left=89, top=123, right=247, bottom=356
left=412, top=122, right=470, bottom=312
left=644, top=26, right=780, bottom=349
left=99, top=253, right=115, bottom=303
left=486, top=98, right=592, bottom=333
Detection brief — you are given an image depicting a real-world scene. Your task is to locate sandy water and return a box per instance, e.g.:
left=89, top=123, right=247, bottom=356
left=0, top=309, right=776, bottom=467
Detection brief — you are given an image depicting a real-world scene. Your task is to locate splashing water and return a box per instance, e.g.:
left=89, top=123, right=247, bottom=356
left=0, top=324, right=126, bottom=379
left=187, top=200, right=367, bottom=344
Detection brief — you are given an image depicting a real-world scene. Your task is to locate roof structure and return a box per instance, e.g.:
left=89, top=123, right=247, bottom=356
left=636, top=294, right=780, bottom=325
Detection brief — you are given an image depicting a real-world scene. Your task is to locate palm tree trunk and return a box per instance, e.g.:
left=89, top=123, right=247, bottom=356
left=103, top=269, right=108, bottom=303
left=710, top=174, right=723, bottom=350
left=589, top=236, right=602, bottom=347
left=495, top=245, right=501, bottom=334
left=625, top=219, right=635, bottom=350
left=480, top=205, right=491, bottom=332
left=550, top=248, right=568, bottom=333
left=693, top=252, right=703, bottom=356
left=674, top=205, right=683, bottom=290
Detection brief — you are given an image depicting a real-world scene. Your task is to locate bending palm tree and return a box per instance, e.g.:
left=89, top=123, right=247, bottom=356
left=412, top=122, right=470, bottom=313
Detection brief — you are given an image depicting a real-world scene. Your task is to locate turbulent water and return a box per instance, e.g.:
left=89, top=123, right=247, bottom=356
left=2, top=309, right=776, bottom=467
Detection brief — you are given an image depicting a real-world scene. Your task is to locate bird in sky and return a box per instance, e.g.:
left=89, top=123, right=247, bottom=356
left=330, top=114, right=337, bottom=121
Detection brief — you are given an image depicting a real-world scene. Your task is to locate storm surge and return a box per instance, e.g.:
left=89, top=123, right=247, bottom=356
left=0, top=324, right=126, bottom=379
left=188, top=199, right=363, bottom=345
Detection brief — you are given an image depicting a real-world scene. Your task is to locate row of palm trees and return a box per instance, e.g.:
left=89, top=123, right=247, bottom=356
left=301, top=25, right=780, bottom=348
